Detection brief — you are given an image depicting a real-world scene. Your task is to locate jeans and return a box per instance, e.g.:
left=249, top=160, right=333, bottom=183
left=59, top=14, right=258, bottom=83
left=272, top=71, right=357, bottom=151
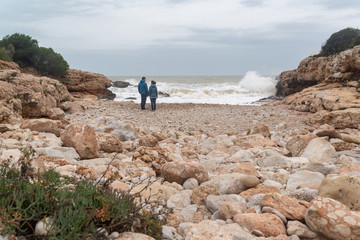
left=141, top=94, right=147, bottom=109
left=150, top=98, right=156, bottom=110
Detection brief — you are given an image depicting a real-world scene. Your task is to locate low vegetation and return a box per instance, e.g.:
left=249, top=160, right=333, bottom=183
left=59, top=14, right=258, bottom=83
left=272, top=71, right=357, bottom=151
left=319, top=27, right=360, bottom=56
left=0, top=33, right=69, bottom=77
left=0, top=148, right=166, bottom=239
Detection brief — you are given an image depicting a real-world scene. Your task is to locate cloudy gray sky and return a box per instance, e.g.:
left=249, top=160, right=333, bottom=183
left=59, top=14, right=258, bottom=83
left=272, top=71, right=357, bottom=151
left=1, top=0, right=360, bottom=76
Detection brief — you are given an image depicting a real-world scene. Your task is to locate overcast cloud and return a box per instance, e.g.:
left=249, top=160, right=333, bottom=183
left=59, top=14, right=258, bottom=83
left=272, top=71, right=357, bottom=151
left=1, top=0, right=360, bottom=75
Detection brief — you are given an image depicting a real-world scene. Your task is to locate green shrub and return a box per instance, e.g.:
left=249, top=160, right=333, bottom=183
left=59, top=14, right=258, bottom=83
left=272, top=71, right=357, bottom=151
left=33, top=47, right=69, bottom=77
left=0, top=48, right=11, bottom=62
left=319, top=28, right=360, bottom=56
left=0, top=153, right=166, bottom=239
left=0, top=33, right=69, bottom=77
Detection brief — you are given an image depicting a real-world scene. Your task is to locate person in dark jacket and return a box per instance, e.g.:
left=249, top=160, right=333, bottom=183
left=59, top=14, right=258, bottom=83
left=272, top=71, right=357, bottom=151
left=148, top=80, right=158, bottom=111
left=138, top=76, right=149, bottom=110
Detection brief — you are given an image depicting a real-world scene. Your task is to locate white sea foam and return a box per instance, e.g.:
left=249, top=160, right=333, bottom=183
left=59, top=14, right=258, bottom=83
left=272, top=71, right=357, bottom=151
left=108, top=72, right=277, bottom=105
left=239, top=71, right=277, bottom=95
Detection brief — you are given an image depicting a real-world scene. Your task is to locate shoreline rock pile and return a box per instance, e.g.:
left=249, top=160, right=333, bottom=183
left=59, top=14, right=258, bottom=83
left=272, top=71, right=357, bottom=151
left=0, top=111, right=359, bottom=239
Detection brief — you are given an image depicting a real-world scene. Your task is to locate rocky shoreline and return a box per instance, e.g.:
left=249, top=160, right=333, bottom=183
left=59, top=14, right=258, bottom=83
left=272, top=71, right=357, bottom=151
left=1, top=45, right=360, bottom=239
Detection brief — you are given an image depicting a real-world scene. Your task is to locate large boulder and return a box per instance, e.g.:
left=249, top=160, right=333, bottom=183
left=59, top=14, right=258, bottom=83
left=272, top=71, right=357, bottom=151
left=60, top=124, right=99, bottom=159
left=318, top=175, right=360, bottom=211
left=305, top=197, right=360, bottom=240
left=61, top=69, right=115, bottom=100
left=88, top=116, right=138, bottom=141
left=300, top=138, right=337, bottom=163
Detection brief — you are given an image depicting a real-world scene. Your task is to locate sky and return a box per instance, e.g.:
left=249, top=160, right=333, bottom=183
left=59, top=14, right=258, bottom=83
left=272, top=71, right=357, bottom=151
left=1, top=0, right=360, bottom=76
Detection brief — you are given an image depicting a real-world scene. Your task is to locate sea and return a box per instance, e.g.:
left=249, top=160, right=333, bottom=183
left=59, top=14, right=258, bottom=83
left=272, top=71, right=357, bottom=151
left=108, top=71, right=278, bottom=105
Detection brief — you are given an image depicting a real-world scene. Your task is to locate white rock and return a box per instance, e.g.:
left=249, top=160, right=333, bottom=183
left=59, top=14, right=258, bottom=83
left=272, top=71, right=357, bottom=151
left=300, top=138, right=337, bottom=163
left=162, top=226, right=175, bottom=240
left=35, top=217, right=53, bottom=236
left=35, top=147, right=80, bottom=160
left=183, top=178, right=198, bottom=190
left=286, top=170, right=324, bottom=191
left=167, top=190, right=192, bottom=209
left=181, top=204, right=198, bottom=221
left=262, top=179, right=283, bottom=189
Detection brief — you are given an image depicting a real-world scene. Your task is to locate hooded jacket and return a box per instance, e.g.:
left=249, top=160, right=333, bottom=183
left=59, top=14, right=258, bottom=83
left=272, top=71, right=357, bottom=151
left=148, top=84, right=158, bottom=98
left=138, top=80, right=149, bottom=95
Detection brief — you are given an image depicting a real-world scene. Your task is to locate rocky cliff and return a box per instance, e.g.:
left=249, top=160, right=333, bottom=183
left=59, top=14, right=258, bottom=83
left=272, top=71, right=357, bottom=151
left=0, top=68, right=73, bottom=123
left=276, top=45, right=360, bottom=96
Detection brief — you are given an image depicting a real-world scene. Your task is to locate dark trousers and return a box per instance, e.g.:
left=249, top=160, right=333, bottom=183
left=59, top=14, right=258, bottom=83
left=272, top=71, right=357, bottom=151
left=150, top=98, right=156, bottom=110
left=140, top=94, right=147, bottom=109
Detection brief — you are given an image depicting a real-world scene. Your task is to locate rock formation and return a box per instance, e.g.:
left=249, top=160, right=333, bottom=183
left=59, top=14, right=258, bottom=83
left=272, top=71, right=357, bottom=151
left=61, top=69, right=115, bottom=100
left=276, top=45, right=360, bottom=96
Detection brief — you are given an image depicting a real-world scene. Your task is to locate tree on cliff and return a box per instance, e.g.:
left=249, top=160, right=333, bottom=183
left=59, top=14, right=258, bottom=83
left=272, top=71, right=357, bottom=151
left=320, top=28, right=360, bottom=56
left=0, top=33, right=69, bottom=77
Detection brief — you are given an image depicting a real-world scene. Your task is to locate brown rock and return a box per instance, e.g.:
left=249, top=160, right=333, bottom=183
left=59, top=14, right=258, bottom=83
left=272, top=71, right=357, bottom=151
left=331, top=141, right=357, bottom=151
left=305, top=197, right=360, bottom=240
left=0, top=69, right=72, bottom=120
left=261, top=193, right=309, bottom=220
left=20, top=119, right=68, bottom=137
left=60, top=124, right=99, bottom=159
left=286, top=133, right=316, bottom=157
left=234, top=134, right=277, bottom=149
left=110, top=181, right=130, bottom=193
left=161, top=160, right=209, bottom=185
left=47, top=107, right=65, bottom=120
left=240, top=185, right=281, bottom=202
left=96, top=132, right=123, bottom=153
left=191, top=185, right=219, bottom=206
left=315, top=124, right=342, bottom=139
left=248, top=123, right=271, bottom=138
left=233, top=213, right=286, bottom=237
left=233, top=162, right=260, bottom=177
left=139, top=135, right=158, bottom=147
left=61, top=69, right=115, bottom=100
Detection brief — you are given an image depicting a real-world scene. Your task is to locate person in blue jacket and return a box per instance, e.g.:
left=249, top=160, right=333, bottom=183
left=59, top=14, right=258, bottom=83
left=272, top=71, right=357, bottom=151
left=138, top=76, right=149, bottom=110
left=148, top=80, right=158, bottom=111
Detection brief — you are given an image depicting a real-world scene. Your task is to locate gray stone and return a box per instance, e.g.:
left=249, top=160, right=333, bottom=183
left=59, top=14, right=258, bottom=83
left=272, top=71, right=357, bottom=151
left=183, top=178, right=198, bottom=190
left=206, top=194, right=246, bottom=213
left=35, top=147, right=80, bottom=161
left=286, top=170, right=324, bottom=191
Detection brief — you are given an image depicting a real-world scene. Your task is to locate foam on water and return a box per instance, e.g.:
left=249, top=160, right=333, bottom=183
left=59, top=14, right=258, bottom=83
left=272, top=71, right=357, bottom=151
left=108, top=71, right=277, bottom=105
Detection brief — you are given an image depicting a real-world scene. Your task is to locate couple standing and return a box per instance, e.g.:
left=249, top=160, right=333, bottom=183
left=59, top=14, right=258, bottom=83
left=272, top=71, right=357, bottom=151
left=138, top=77, right=158, bottom=111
